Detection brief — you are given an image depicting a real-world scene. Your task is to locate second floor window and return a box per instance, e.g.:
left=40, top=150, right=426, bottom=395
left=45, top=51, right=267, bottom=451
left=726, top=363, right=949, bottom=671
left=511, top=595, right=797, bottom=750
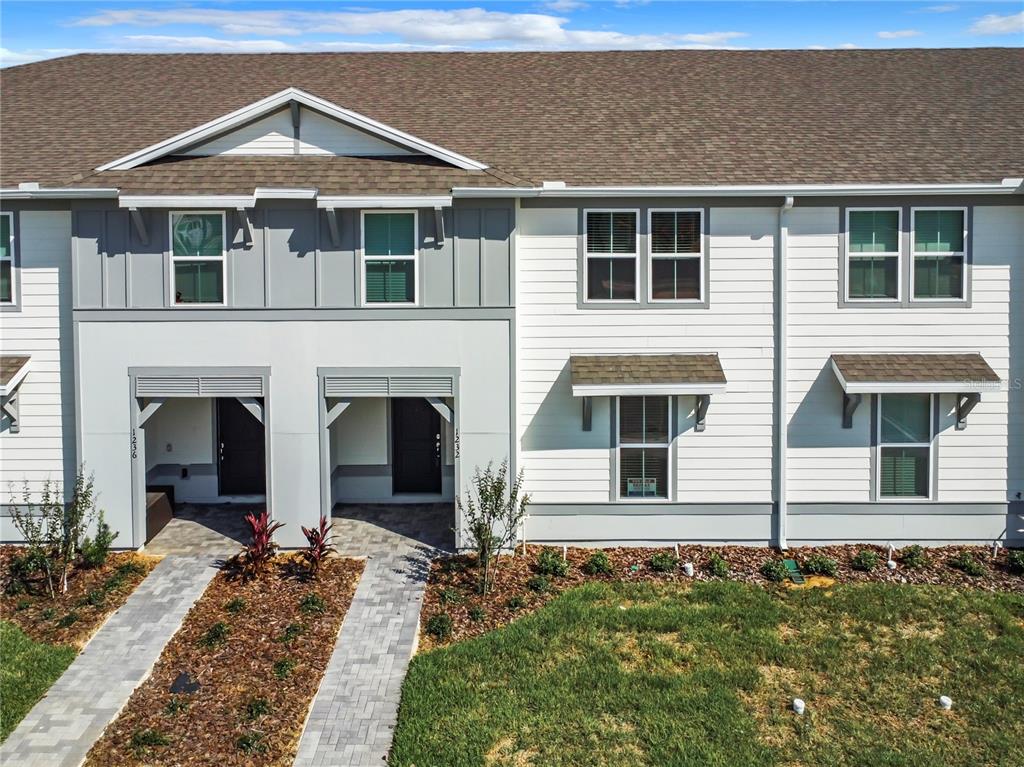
left=585, top=210, right=637, bottom=301
left=363, top=211, right=417, bottom=305
left=649, top=209, right=703, bottom=301
left=912, top=208, right=966, bottom=301
left=0, top=213, right=13, bottom=304
left=171, top=212, right=225, bottom=305
left=847, top=208, right=900, bottom=301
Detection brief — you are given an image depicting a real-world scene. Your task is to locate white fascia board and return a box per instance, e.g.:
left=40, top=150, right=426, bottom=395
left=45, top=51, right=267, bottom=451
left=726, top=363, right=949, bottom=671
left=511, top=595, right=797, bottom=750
left=253, top=187, right=317, bottom=200
left=572, top=383, right=728, bottom=397
left=119, top=195, right=253, bottom=209
left=452, top=179, right=1023, bottom=198
left=96, top=87, right=488, bottom=172
left=0, top=358, right=30, bottom=397
left=830, top=358, right=1000, bottom=394
left=317, top=195, right=452, bottom=209
left=0, top=187, right=119, bottom=199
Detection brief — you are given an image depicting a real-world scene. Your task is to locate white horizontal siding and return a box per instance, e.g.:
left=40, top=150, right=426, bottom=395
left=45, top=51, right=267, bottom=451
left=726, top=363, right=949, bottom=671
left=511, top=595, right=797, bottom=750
left=0, top=210, right=74, bottom=506
left=786, top=205, right=1021, bottom=504
left=298, top=110, right=413, bottom=156
left=184, top=109, right=295, bottom=156
left=516, top=206, right=776, bottom=505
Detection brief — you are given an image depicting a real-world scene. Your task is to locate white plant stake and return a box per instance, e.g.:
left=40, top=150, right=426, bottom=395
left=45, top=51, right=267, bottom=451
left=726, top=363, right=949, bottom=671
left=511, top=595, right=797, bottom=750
left=683, top=562, right=695, bottom=577
left=562, top=545, right=567, bottom=561
left=792, top=698, right=806, bottom=715
left=939, top=695, right=953, bottom=710
left=887, top=559, right=898, bottom=571
left=674, top=543, right=679, bottom=557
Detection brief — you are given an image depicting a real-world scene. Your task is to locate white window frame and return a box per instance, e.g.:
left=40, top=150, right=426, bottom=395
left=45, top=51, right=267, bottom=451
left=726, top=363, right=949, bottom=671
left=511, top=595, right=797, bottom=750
left=583, top=208, right=640, bottom=304
left=647, top=208, right=704, bottom=303
left=169, top=210, right=228, bottom=307
left=845, top=207, right=902, bottom=303
left=0, top=211, right=15, bottom=305
left=615, top=395, right=673, bottom=502
left=909, top=206, right=968, bottom=303
left=360, top=209, right=419, bottom=307
left=876, top=392, right=934, bottom=502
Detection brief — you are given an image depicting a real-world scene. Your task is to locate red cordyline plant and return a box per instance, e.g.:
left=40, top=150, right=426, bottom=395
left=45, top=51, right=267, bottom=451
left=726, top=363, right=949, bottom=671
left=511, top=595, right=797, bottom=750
left=241, top=510, right=284, bottom=579
left=300, top=515, right=335, bottom=577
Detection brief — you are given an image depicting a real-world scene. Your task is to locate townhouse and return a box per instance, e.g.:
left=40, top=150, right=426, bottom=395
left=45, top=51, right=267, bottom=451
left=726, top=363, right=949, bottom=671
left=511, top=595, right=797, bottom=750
left=1, top=49, right=1021, bottom=548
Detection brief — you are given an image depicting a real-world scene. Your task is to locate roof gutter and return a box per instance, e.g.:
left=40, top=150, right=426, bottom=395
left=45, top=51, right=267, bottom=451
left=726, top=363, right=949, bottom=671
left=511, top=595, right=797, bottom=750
left=453, top=178, right=1024, bottom=198
left=0, top=187, right=119, bottom=200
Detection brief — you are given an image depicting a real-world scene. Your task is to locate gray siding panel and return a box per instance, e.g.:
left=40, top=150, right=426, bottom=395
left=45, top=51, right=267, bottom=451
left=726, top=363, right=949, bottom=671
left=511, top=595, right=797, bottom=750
left=267, top=208, right=317, bottom=308
left=74, top=210, right=104, bottom=308
left=455, top=208, right=481, bottom=306
left=482, top=207, right=512, bottom=306
left=422, top=208, right=455, bottom=307
left=103, top=211, right=129, bottom=309
left=318, top=209, right=357, bottom=308
left=231, top=209, right=266, bottom=308
left=128, top=210, right=166, bottom=308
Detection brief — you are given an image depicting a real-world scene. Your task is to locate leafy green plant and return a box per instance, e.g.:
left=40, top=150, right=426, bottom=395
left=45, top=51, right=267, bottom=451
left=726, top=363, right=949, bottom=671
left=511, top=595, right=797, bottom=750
left=1008, top=549, right=1024, bottom=576
left=278, top=622, right=306, bottom=645
left=803, top=554, right=838, bottom=577
left=439, top=587, right=465, bottom=606
left=900, top=545, right=928, bottom=569
left=244, top=697, right=271, bottom=720
left=57, top=611, right=79, bottom=628
left=536, top=548, right=569, bottom=577
left=102, top=573, right=125, bottom=592
left=299, top=593, right=326, bottom=615
left=582, top=551, right=613, bottom=576
left=84, top=589, right=106, bottom=607
left=6, top=550, right=45, bottom=596
left=224, top=597, right=248, bottom=614
left=949, top=552, right=985, bottom=577
left=130, top=728, right=170, bottom=757
left=272, top=658, right=296, bottom=679
left=15, top=599, right=30, bottom=611
left=440, top=557, right=468, bottom=574
left=79, top=512, right=117, bottom=568
left=116, top=560, right=147, bottom=577
left=426, top=612, right=453, bottom=641
left=706, top=553, right=729, bottom=578
left=649, top=552, right=679, bottom=573
left=458, top=460, right=530, bottom=595
left=527, top=575, right=550, bottom=593
left=199, top=621, right=230, bottom=648
left=236, top=731, right=268, bottom=754
left=760, top=560, right=788, bottom=582
left=851, top=550, right=879, bottom=572
left=164, top=696, right=191, bottom=716
left=507, top=595, right=527, bottom=611
left=468, top=604, right=486, bottom=622
left=40, top=607, right=55, bottom=620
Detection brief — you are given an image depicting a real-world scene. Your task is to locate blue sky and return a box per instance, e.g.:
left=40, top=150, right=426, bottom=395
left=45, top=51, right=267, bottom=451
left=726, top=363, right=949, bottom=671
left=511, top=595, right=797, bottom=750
left=1, top=1, right=1021, bottom=66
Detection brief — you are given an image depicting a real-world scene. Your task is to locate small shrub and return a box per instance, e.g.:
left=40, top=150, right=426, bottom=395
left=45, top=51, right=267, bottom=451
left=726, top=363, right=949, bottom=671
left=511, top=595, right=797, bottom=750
left=241, top=510, right=285, bottom=579
left=117, top=560, right=148, bottom=577
left=440, top=557, right=468, bottom=574
left=199, top=621, right=230, bottom=648
left=164, top=696, right=190, bottom=716
left=507, top=594, right=527, bottom=611
left=300, top=514, right=334, bottom=577
left=41, top=607, right=56, bottom=620
left=459, top=460, right=530, bottom=596
left=468, top=604, right=486, bottom=622
left=536, top=548, right=569, bottom=577
left=130, top=728, right=169, bottom=757
left=851, top=550, right=879, bottom=572
left=272, top=658, right=296, bottom=679
left=57, top=611, right=79, bottom=628
left=438, top=587, right=465, bottom=606
left=7, top=550, right=44, bottom=594
left=4, top=577, right=25, bottom=596
left=527, top=575, right=550, bottom=593
left=236, top=731, right=268, bottom=755
left=1008, top=549, right=1024, bottom=576
left=244, top=697, right=271, bottom=720
left=299, top=593, right=326, bottom=615
left=582, top=551, right=613, bottom=576
left=80, top=513, right=117, bottom=568
left=803, top=553, right=839, bottom=577
left=278, top=622, right=306, bottom=645
left=85, top=589, right=106, bottom=607
left=103, top=573, right=126, bottom=592
left=706, top=552, right=729, bottom=578
left=949, top=551, right=985, bottom=577
left=15, top=599, right=30, bottom=611
left=426, top=612, right=453, bottom=641
left=760, top=560, right=788, bottom=582
left=224, top=597, right=247, bottom=614
left=649, top=552, right=679, bottom=573
left=900, top=545, right=928, bottom=569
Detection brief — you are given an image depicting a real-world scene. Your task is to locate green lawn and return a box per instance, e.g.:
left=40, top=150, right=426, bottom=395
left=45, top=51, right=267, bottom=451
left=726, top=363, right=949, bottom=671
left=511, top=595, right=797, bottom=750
left=392, top=581, right=1024, bottom=767
left=0, top=620, right=77, bottom=742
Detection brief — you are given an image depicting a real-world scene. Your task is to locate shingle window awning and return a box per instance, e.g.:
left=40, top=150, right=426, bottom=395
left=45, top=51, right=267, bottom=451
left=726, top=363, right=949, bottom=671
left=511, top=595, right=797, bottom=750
left=830, top=353, right=1000, bottom=431
left=570, top=353, right=727, bottom=397
left=1, top=355, right=30, bottom=434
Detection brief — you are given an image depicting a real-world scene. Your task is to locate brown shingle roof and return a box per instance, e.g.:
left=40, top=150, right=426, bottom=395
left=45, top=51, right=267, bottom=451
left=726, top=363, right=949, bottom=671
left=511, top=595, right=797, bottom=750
left=2, top=49, right=1022, bottom=190
left=830, top=353, right=1000, bottom=384
left=0, top=355, right=30, bottom=388
left=571, top=354, right=726, bottom=387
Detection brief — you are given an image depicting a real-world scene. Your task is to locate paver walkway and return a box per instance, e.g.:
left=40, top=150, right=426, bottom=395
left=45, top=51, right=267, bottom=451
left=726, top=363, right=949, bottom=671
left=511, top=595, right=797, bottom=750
left=294, top=503, right=454, bottom=767
left=0, top=556, right=217, bottom=767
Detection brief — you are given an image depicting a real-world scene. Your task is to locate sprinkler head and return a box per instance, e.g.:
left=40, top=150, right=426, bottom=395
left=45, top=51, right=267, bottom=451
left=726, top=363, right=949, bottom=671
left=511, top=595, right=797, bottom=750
left=938, top=695, right=952, bottom=710
left=792, top=698, right=805, bottom=715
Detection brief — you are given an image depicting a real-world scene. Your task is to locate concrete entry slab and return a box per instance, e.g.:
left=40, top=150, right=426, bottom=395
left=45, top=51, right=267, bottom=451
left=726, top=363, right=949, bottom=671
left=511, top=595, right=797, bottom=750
left=145, top=503, right=257, bottom=558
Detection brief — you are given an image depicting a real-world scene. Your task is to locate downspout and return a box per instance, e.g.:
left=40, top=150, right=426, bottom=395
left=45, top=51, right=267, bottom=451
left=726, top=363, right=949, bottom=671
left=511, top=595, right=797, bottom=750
left=776, top=195, right=794, bottom=550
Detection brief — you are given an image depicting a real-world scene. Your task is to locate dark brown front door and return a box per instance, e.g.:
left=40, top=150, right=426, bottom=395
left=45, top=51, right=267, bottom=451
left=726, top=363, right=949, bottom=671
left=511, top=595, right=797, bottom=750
left=392, top=398, right=442, bottom=494
left=217, top=398, right=266, bottom=495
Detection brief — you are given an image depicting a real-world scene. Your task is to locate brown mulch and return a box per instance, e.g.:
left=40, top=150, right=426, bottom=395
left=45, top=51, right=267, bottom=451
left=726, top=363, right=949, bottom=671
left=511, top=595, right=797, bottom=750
left=0, top=545, right=159, bottom=648
left=83, top=554, right=364, bottom=767
left=420, top=544, right=1024, bottom=649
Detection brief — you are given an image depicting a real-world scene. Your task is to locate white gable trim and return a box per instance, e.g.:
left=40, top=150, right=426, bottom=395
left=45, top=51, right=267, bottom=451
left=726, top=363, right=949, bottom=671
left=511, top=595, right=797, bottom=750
left=96, top=87, right=488, bottom=172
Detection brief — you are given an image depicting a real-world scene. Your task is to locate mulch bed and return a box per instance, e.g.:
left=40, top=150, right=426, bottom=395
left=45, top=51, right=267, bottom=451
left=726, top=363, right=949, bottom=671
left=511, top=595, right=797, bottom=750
left=83, top=554, right=364, bottom=767
left=0, top=545, right=158, bottom=648
left=420, top=544, right=1024, bottom=649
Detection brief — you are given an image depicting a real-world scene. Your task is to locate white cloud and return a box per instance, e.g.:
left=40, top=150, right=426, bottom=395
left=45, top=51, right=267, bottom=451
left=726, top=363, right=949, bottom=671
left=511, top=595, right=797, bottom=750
left=806, top=43, right=860, bottom=50
left=877, top=29, right=922, bottom=39
left=969, top=11, right=1024, bottom=35
left=69, top=7, right=748, bottom=51
left=920, top=4, right=958, bottom=12
left=123, top=35, right=298, bottom=53
left=540, top=0, right=588, bottom=11
left=839, top=43, right=859, bottom=49
left=0, top=46, right=83, bottom=66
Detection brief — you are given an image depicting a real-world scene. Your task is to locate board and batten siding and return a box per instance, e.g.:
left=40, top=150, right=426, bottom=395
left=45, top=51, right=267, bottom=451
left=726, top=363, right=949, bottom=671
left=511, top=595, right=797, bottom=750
left=786, top=204, right=1023, bottom=505
left=0, top=209, right=76, bottom=515
left=516, top=206, right=776, bottom=520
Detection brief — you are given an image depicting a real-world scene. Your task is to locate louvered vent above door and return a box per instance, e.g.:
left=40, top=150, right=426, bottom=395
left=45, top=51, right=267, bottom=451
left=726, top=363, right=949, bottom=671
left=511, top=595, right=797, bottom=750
left=135, top=374, right=264, bottom=398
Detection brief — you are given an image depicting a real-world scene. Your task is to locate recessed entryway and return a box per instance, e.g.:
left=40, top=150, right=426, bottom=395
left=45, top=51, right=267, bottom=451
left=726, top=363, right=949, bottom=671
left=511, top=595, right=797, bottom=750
left=217, top=397, right=266, bottom=496
left=391, top=397, right=442, bottom=494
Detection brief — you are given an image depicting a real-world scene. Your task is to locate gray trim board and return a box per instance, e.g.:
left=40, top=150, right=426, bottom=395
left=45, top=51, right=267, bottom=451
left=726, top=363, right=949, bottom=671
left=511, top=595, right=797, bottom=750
left=73, top=308, right=515, bottom=321
left=528, top=503, right=774, bottom=516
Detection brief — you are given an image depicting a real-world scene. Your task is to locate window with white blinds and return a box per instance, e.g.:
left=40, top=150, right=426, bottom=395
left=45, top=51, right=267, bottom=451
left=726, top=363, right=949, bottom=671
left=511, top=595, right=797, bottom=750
left=649, top=209, right=703, bottom=301
left=618, top=395, right=671, bottom=500
left=912, top=208, right=966, bottom=301
left=585, top=210, right=638, bottom=301
left=846, top=208, right=901, bottom=301
left=878, top=393, right=932, bottom=499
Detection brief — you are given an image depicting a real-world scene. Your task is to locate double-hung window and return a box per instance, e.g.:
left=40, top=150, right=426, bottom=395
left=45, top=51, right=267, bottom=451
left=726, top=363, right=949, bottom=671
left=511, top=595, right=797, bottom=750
left=912, top=208, right=966, bottom=301
left=618, top=396, right=671, bottom=500
left=170, top=212, right=226, bottom=305
left=649, top=209, right=703, bottom=302
left=362, top=211, right=417, bottom=305
left=585, top=210, right=638, bottom=302
left=878, top=393, right=932, bottom=499
left=0, top=213, right=13, bottom=305
left=846, top=208, right=900, bottom=301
